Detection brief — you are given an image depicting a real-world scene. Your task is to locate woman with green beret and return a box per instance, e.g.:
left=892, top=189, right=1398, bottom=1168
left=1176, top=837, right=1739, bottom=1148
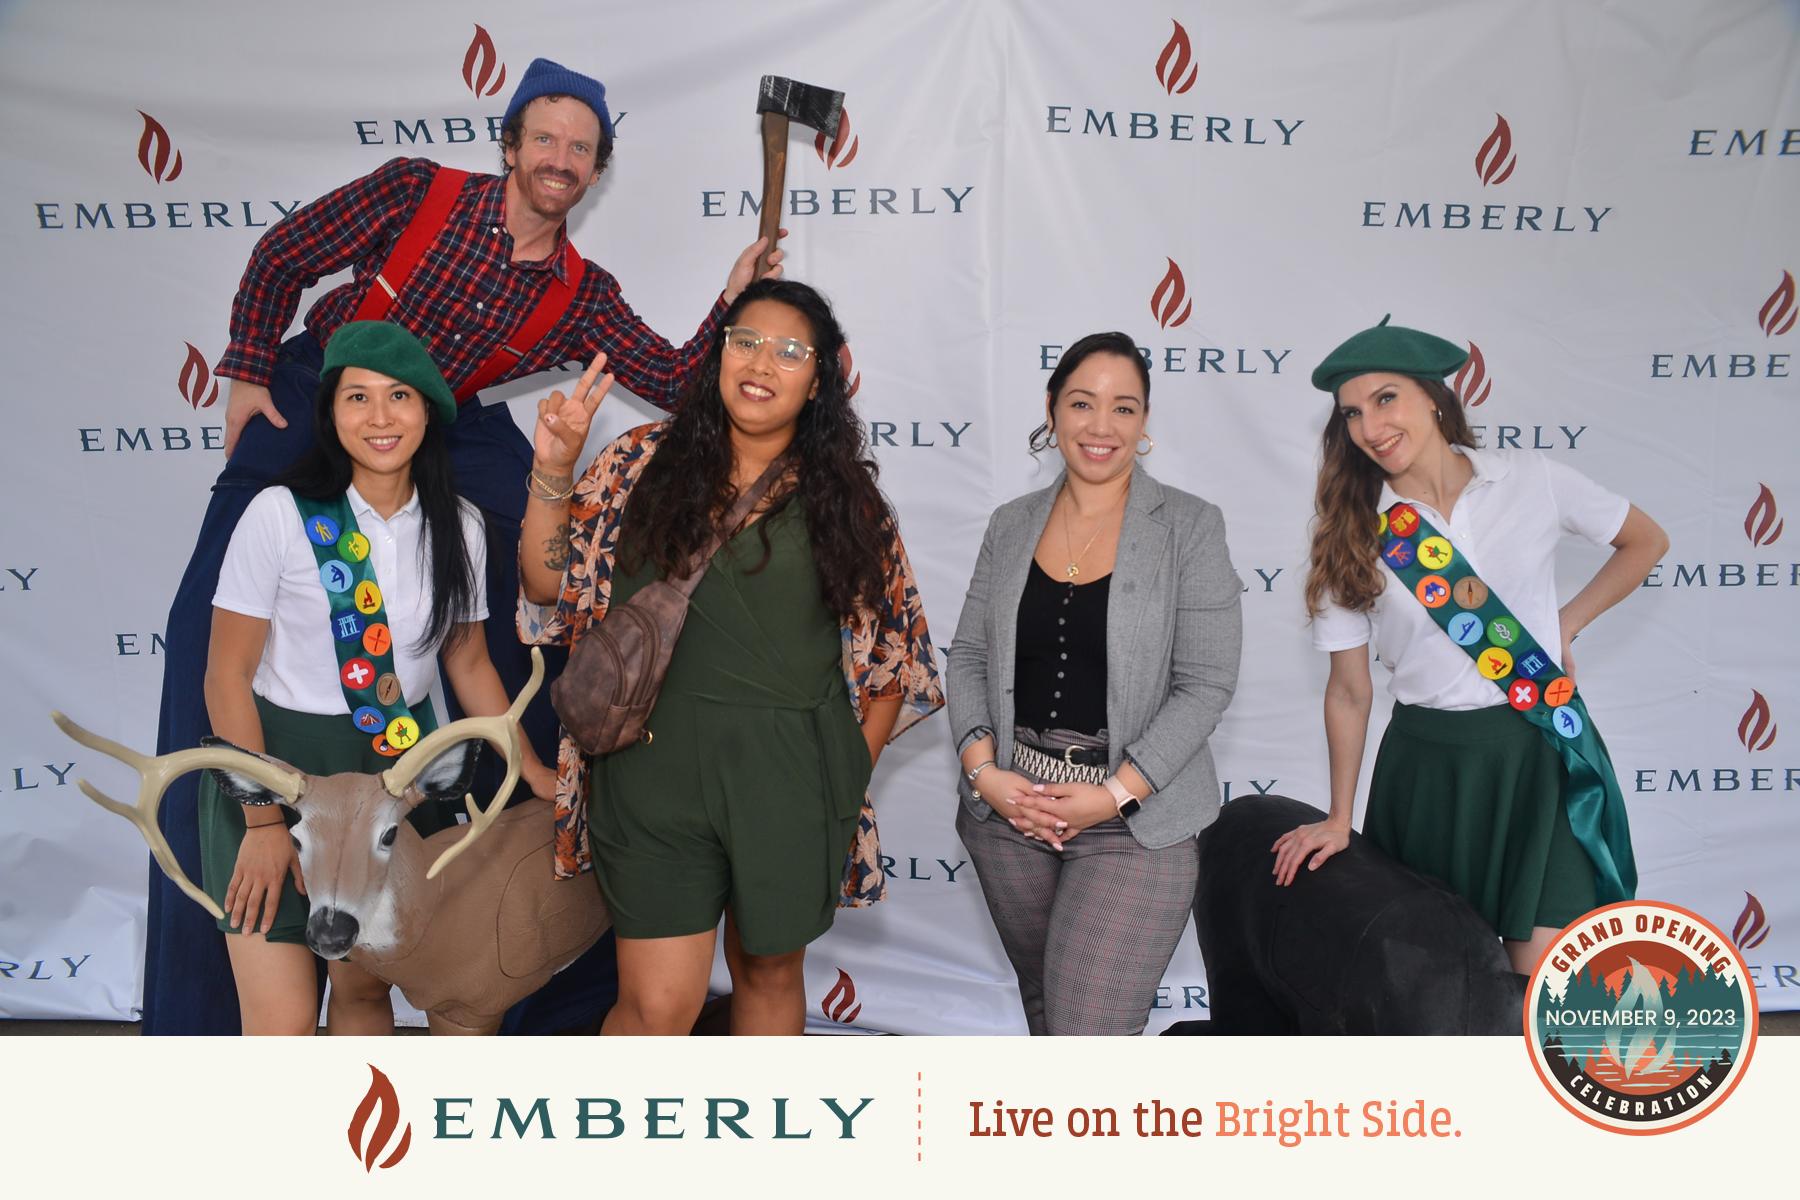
left=201, top=320, right=556, bottom=1033
left=1272, top=316, right=1668, bottom=973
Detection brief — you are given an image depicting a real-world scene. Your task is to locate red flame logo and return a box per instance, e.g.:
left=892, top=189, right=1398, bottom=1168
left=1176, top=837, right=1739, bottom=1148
left=814, top=109, right=860, bottom=170
left=1155, top=20, right=1198, bottom=95
left=821, top=968, right=863, bottom=1024
left=1745, top=483, right=1784, bottom=547
left=136, top=111, right=184, bottom=184
left=1733, top=892, right=1771, bottom=952
left=1150, top=258, right=1193, bottom=329
left=1737, top=690, right=1778, bottom=753
left=178, top=343, right=219, bottom=410
left=1452, top=341, right=1492, bottom=407
left=347, top=1064, right=412, bottom=1172
left=839, top=343, right=861, bottom=399
left=1474, top=114, right=1516, bottom=186
left=1759, top=270, right=1796, bottom=337
left=462, top=24, right=507, bottom=97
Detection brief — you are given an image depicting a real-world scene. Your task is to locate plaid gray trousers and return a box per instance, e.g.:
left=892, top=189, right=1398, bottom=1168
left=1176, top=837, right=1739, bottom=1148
left=956, top=802, right=1199, bottom=1035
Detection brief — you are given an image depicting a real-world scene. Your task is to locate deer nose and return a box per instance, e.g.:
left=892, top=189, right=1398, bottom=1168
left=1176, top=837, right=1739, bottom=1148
left=306, top=906, right=360, bottom=959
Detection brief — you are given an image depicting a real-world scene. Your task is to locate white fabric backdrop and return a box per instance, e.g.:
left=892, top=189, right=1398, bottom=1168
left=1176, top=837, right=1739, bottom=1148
left=2, top=0, right=1796, bottom=1028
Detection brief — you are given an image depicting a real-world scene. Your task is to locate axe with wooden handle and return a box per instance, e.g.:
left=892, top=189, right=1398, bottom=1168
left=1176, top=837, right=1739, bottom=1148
left=755, top=75, right=845, bottom=275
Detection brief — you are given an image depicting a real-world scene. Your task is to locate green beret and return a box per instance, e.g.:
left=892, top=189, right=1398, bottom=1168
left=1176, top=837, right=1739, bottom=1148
left=322, top=321, right=457, bottom=424
left=1310, top=314, right=1468, bottom=396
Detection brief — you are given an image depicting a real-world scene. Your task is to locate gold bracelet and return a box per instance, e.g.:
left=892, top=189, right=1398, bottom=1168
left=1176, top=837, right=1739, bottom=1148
left=527, top=468, right=575, bottom=502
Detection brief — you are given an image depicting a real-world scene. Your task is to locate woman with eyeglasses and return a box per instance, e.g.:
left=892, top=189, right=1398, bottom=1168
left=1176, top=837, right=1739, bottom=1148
left=947, top=331, right=1243, bottom=1035
left=518, top=278, right=942, bottom=1035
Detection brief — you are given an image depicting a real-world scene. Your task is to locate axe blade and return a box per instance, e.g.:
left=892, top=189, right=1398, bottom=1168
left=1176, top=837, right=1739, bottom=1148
left=757, top=74, right=845, bottom=136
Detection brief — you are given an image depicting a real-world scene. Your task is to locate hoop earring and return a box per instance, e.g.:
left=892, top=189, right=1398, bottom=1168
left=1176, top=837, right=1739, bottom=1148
left=1046, top=431, right=1058, bottom=449
left=1136, top=434, right=1155, bottom=457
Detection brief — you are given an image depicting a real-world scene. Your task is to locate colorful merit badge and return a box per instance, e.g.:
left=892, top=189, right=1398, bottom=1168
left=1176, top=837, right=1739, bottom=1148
left=1453, top=577, right=1489, bottom=609
left=292, top=494, right=421, bottom=756
left=1376, top=499, right=1635, bottom=906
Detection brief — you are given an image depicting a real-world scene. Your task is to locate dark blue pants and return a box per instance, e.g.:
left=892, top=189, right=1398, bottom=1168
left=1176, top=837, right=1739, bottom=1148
left=146, top=331, right=615, bottom=1034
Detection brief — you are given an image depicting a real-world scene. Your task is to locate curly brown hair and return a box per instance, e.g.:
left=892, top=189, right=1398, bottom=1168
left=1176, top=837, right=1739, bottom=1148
left=616, top=279, right=893, bottom=617
left=1303, top=378, right=1475, bottom=618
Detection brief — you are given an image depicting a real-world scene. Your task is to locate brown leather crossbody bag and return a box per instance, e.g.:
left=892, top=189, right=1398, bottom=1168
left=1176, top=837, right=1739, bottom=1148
left=550, top=457, right=789, bottom=755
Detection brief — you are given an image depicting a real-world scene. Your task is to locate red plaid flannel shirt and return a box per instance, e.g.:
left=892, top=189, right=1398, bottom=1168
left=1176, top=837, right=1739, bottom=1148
left=220, top=156, right=724, bottom=407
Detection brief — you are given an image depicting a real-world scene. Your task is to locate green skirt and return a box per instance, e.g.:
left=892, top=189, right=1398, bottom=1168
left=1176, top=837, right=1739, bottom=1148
left=1365, top=701, right=1597, bottom=942
left=198, top=695, right=446, bottom=942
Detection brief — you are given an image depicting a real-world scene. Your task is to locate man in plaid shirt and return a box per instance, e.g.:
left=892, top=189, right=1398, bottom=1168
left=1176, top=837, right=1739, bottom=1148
left=148, top=58, right=782, bottom=1035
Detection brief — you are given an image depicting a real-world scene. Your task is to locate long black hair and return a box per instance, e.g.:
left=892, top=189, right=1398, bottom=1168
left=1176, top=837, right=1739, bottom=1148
left=275, top=367, right=478, bottom=654
left=617, top=278, right=893, bottom=616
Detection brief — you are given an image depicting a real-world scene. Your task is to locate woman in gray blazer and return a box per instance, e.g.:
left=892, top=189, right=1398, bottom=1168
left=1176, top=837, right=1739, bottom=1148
left=948, top=331, right=1243, bottom=1035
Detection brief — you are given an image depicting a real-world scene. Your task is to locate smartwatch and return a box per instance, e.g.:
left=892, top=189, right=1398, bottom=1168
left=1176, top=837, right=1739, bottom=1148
left=1103, top=775, right=1142, bottom=819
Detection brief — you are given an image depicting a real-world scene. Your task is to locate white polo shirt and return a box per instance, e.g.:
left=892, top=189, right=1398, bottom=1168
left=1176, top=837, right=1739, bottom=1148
left=213, top=485, right=488, bottom=716
left=1311, top=448, right=1629, bottom=711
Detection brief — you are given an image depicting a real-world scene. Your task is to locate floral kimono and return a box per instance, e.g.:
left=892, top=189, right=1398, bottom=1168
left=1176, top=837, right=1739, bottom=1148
left=519, top=422, right=944, bottom=905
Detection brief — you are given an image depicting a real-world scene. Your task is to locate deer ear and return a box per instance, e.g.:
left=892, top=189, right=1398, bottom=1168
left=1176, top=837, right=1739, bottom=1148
left=409, top=738, right=484, bottom=804
left=199, top=736, right=300, bottom=807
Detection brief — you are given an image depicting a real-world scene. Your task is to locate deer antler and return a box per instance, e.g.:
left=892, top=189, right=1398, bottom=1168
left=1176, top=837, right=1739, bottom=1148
left=381, top=648, right=545, bottom=881
left=50, top=713, right=306, bottom=921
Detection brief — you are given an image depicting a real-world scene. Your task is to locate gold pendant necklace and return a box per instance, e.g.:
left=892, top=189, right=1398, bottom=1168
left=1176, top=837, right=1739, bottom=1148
left=1062, top=496, right=1110, bottom=579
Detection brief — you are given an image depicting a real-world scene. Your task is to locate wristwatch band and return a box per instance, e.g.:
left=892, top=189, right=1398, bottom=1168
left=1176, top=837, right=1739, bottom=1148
left=1103, top=774, right=1142, bottom=819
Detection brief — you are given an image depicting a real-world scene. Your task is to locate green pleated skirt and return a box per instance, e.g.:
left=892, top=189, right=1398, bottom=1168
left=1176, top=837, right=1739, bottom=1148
left=1365, top=701, right=1597, bottom=942
left=198, top=695, right=445, bottom=942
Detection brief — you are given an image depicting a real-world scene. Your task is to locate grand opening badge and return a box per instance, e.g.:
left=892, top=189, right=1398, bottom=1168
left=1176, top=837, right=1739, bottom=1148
left=1525, top=900, right=1758, bottom=1133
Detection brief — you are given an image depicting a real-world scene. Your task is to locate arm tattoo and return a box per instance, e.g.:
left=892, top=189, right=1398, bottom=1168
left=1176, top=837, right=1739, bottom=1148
left=542, top=527, right=572, bottom=572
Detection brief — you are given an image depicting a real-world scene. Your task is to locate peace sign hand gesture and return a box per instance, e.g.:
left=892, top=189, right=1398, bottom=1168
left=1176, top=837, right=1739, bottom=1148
left=532, top=354, right=614, bottom=475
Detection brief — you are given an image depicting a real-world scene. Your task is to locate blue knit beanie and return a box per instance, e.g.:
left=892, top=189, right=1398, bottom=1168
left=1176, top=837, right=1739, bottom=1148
left=503, top=58, right=613, bottom=140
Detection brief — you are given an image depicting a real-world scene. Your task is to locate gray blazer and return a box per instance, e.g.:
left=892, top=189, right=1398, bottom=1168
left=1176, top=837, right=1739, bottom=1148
left=947, top=467, right=1243, bottom=848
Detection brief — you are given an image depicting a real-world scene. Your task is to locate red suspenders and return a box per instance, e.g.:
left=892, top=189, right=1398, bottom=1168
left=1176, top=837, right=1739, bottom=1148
left=348, top=166, right=588, bottom=404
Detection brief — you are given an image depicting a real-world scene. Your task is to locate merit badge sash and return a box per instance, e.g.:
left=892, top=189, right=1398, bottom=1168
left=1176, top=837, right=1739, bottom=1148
left=295, top=494, right=425, bottom=758
left=1378, top=501, right=1636, bottom=904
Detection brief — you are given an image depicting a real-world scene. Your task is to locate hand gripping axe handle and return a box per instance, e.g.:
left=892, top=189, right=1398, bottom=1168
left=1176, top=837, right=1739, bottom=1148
left=755, top=75, right=845, bottom=275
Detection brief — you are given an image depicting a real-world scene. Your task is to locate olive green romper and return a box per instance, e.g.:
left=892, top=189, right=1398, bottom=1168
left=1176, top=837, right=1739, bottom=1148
left=589, top=503, right=871, bottom=956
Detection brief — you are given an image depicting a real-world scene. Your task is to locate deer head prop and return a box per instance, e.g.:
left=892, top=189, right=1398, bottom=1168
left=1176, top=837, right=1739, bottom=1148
left=52, top=648, right=610, bottom=1033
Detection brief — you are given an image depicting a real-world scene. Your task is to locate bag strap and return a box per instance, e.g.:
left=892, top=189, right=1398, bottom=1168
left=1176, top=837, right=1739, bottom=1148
left=1377, top=499, right=1636, bottom=903
left=667, top=456, right=792, bottom=600
left=350, top=166, right=470, bottom=324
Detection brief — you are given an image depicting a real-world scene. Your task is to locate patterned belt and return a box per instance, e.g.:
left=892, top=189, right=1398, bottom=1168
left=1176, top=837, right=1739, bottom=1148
left=1011, top=740, right=1109, bottom=785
